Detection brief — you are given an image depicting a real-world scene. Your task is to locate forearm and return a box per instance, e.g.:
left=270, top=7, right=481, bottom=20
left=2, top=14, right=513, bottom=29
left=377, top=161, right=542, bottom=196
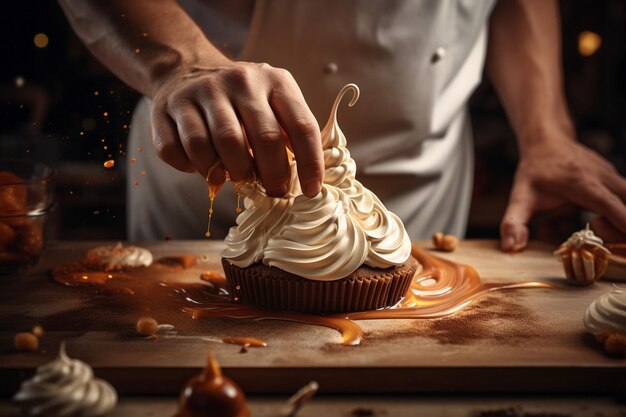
left=58, top=0, right=229, bottom=97
left=486, top=0, right=574, bottom=155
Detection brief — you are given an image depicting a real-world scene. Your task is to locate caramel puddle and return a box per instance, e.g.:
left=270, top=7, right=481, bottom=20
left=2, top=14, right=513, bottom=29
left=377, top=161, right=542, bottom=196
left=184, top=246, right=555, bottom=346
left=51, top=245, right=555, bottom=347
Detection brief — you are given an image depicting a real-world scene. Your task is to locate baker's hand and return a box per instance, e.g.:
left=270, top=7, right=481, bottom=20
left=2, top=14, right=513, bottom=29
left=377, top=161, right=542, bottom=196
left=149, top=60, right=324, bottom=198
left=500, top=132, right=626, bottom=251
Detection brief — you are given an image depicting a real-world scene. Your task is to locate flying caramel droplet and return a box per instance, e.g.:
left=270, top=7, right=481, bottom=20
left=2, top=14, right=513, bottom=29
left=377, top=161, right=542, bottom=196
left=103, top=160, right=115, bottom=168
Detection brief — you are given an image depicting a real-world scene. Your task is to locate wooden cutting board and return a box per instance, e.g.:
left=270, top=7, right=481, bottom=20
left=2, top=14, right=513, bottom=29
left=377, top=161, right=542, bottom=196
left=1, top=240, right=624, bottom=396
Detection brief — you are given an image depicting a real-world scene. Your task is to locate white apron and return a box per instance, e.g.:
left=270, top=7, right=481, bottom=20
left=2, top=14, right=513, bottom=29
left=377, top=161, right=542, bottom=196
left=127, top=0, right=496, bottom=240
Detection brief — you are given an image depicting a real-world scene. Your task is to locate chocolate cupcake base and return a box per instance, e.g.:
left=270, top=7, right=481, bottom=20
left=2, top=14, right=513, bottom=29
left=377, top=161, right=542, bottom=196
left=222, top=257, right=420, bottom=314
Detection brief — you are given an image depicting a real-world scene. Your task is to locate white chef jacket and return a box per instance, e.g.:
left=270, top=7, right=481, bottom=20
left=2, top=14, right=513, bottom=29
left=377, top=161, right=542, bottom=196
left=127, top=0, right=496, bottom=240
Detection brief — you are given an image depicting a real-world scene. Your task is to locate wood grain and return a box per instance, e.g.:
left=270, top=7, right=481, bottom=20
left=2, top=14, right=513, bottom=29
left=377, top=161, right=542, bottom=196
left=1, top=240, right=624, bottom=395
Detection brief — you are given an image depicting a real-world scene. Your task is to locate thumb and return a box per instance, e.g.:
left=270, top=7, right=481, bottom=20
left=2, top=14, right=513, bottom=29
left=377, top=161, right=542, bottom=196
left=500, top=182, right=534, bottom=252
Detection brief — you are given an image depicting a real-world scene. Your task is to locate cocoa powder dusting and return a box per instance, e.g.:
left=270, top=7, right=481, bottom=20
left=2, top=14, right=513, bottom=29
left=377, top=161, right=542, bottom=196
left=422, top=294, right=542, bottom=345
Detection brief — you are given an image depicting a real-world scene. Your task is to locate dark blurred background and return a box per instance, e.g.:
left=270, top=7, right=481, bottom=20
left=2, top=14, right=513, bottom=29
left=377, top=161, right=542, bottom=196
left=1, top=1, right=624, bottom=242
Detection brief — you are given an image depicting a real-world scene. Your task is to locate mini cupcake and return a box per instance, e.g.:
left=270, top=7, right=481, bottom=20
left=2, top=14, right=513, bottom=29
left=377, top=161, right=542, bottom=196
left=554, top=224, right=611, bottom=285
left=221, top=84, right=418, bottom=314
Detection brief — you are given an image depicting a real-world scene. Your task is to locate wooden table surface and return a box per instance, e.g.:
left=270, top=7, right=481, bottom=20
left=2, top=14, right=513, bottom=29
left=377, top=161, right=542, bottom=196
left=1, top=240, right=625, bottom=396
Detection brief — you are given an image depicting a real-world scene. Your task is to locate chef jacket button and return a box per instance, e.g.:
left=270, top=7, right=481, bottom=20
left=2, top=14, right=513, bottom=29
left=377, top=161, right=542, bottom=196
left=324, top=62, right=338, bottom=74
left=431, top=47, right=446, bottom=63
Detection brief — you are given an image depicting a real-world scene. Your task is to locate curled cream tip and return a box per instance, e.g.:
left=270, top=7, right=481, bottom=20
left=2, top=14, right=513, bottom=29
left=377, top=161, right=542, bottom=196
left=330, top=84, right=360, bottom=118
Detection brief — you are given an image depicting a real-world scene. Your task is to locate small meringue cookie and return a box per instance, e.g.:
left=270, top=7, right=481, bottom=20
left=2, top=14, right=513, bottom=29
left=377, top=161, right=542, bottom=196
left=84, top=242, right=153, bottom=271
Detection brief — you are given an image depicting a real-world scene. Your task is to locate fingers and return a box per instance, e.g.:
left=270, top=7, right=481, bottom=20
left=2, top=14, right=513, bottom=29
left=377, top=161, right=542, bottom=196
left=591, top=217, right=626, bottom=243
left=198, top=94, right=255, bottom=182
left=500, top=179, right=534, bottom=252
left=150, top=105, right=195, bottom=173
left=170, top=101, right=224, bottom=183
left=150, top=62, right=323, bottom=197
left=236, top=95, right=291, bottom=197
left=568, top=182, right=626, bottom=233
left=269, top=71, right=323, bottom=197
left=603, top=167, right=626, bottom=203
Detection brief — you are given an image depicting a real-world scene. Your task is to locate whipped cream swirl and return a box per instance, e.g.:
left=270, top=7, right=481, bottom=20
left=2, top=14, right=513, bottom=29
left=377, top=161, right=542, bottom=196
left=558, top=224, right=609, bottom=252
left=223, top=84, right=411, bottom=280
left=13, top=343, right=117, bottom=417
left=84, top=242, right=153, bottom=271
left=584, top=289, right=626, bottom=335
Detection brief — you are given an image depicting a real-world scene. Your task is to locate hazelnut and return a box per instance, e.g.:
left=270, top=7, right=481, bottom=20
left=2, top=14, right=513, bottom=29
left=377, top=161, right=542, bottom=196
left=136, top=316, right=159, bottom=336
left=432, top=232, right=444, bottom=248
left=15, top=332, right=38, bottom=351
left=432, top=232, right=458, bottom=252
left=604, top=333, right=626, bottom=356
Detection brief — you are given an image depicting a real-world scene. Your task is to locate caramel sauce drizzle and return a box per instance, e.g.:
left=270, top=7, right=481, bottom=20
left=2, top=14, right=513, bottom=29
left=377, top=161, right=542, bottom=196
left=205, top=162, right=226, bottom=238
left=52, top=245, right=555, bottom=347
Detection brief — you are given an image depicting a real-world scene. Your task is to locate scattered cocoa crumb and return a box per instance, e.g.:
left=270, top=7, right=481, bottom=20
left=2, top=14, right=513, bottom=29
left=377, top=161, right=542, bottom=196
left=239, top=345, right=248, bottom=354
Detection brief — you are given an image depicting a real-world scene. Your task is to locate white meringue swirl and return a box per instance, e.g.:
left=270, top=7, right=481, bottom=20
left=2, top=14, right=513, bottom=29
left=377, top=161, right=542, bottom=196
left=560, top=223, right=609, bottom=252
left=13, top=343, right=117, bottom=417
left=84, top=242, right=153, bottom=271
left=584, top=289, right=626, bottom=336
left=223, top=84, right=412, bottom=280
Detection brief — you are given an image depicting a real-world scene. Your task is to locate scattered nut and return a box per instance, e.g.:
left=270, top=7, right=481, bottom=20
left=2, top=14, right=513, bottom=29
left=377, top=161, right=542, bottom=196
left=432, top=232, right=458, bottom=252
left=432, top=232, right=444, bottom=248
left=32, top=325, right=44, bottom=337
left=14, top=332, right=38, bottom=351
left=604, top=332, right=626, bottom=356
left=136, top=316, right=159, bottom=336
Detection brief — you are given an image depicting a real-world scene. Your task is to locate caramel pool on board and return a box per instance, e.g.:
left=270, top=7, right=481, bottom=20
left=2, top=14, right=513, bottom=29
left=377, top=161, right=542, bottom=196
left=51, top=245, right=555, bottom=347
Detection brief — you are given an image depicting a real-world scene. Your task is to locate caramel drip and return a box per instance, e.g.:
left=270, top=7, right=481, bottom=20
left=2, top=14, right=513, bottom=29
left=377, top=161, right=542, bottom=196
left=205, top=162, right=226, bottom=238
left=235, top=194, right=242, bottom=213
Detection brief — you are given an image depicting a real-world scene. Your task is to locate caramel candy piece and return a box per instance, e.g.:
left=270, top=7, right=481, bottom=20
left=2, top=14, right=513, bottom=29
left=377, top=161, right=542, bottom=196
left=174, top=351, right=250, bottom=417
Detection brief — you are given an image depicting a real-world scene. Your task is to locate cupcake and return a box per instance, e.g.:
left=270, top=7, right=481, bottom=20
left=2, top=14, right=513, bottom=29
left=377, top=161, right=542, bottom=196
left=554, top=224, right=611, bottom=285
left=221, top=84, right=418, bottom=314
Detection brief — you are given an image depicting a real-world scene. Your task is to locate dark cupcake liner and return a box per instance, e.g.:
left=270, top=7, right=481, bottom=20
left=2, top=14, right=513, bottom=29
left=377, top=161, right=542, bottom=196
left=222, top=257, right=418, bottom=314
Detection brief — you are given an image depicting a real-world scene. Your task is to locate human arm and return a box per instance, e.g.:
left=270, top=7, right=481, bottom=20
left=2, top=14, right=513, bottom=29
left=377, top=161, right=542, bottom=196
left=486, top=0, right=626, bottom=250
left=58, top=0, right=323, bottom=197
